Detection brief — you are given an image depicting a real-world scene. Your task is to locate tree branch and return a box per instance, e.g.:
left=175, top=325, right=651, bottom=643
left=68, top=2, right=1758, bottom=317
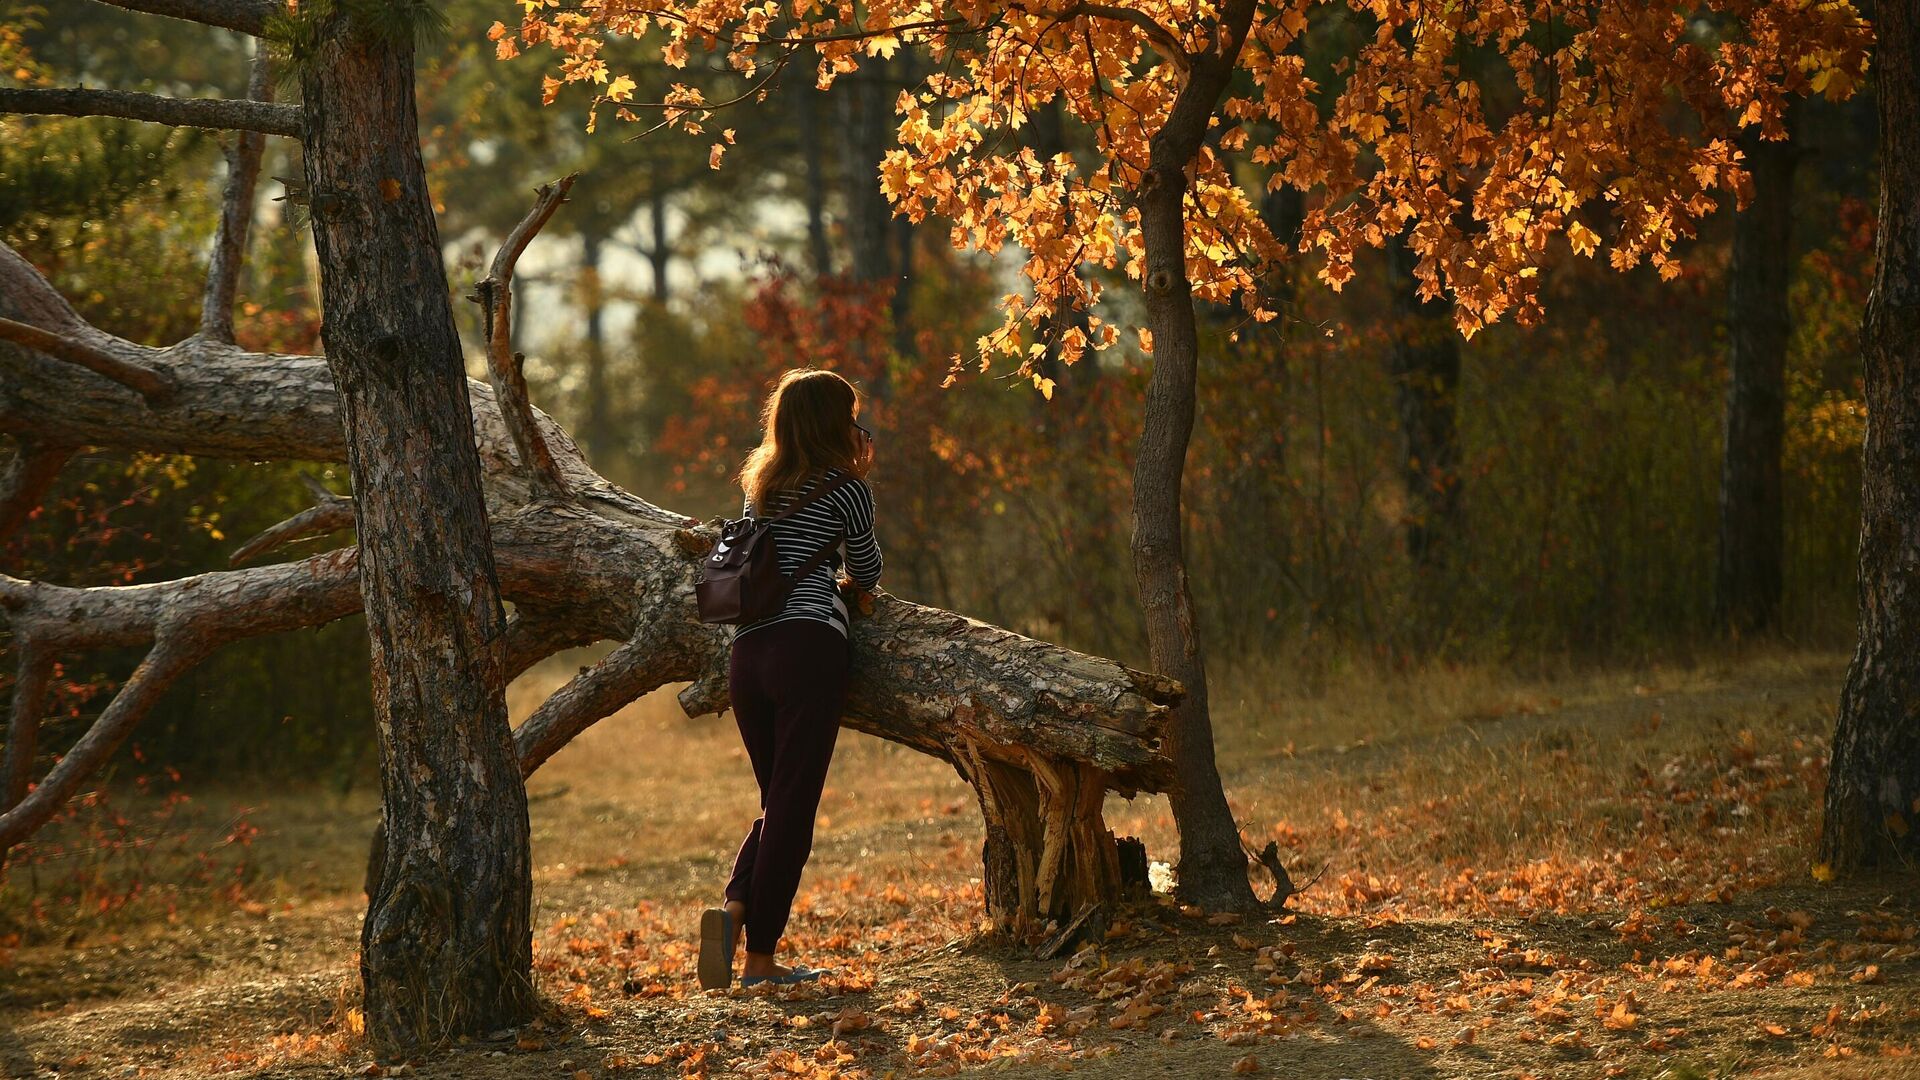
left=504, top=608, right=608, bottom=682
left=513, top=631, right=670, bottom=776
left=469, top=176, right=577, bottom=500
left=0, top=551, right=363, bottom=857
left=87, top=0, right=278, bottom=35
left=0, top=238, right=693, bottom=528
left=1006, top=1, right=1190, bottom=73
left=0, top=243, right=89, bottom=336
left=2, top=642, right=54, bottom=813
left=0, top=87, right=301, bottom=137
left=0, top=316, right=173, bottom=401
left=0, top=641, right=204, bottom=855
left=200, top=52, right=274, bottom=343
left=228, top=474, right=354, bottom=566
left=0, top=440, right=76, bottom=540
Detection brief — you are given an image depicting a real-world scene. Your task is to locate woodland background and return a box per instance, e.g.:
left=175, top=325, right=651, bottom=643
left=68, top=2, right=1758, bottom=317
left=3, top=2, right=1914, bottom=1076
left=0, top=0, right=1876, bottom=795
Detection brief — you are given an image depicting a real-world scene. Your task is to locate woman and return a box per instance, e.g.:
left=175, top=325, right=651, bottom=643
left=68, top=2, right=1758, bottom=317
left=700, top=368, right=882, bottom=990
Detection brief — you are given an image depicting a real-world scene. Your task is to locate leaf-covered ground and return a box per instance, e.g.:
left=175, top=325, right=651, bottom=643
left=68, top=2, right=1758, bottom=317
left=2, top=650, right=1917, bottom=1079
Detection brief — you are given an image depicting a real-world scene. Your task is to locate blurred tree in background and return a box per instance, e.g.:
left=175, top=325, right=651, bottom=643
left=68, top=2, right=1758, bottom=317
left=0, top=0, right=1880, bottom=795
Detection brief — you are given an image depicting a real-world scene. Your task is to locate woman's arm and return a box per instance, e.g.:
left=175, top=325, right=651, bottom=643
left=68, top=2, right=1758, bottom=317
left=835, top=480, right=883, bottom=589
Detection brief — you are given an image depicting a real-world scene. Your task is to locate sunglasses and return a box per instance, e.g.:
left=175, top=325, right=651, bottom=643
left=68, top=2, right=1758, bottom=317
left=854, top=420, right=873, bottom=443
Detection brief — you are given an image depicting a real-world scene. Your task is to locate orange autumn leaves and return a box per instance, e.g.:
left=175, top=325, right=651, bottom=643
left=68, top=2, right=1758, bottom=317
left=508, top=0, right=1869, bottom=388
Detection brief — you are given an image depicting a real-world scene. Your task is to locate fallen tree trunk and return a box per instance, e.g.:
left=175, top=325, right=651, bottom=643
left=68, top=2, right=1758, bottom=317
left=0, top=236, right=1177, bottom=934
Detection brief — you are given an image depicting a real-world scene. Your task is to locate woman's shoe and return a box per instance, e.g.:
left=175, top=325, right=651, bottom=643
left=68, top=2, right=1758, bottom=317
left=740, top=965, right=826, bottom=988
left=697, top=908, right=733, bottom=990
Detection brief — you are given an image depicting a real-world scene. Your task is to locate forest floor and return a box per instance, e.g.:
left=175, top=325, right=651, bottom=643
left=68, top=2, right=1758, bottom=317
left=3, top=648, right=1918, bottom=1079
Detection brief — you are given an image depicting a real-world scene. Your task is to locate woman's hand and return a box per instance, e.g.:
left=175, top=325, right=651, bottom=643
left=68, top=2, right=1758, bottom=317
left=850, top=429, right=875, bottom=479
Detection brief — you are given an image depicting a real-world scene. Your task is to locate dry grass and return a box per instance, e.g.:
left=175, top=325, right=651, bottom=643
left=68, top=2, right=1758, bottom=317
left=1, top=647, right=1916, bottom=1080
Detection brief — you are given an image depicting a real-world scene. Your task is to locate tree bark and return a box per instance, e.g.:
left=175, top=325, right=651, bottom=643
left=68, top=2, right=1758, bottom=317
left=298, top=11, right=532, bottom=1051
left=1386, top=233, right=1462, bottom=575
left=1820, top=4, right=1920, bottom=872
left=1716, top=112, right=1799, bottom=635
left=89, top=0, right=276, bottom=35
left=1130, top=0, right=1260, bottom=911
left=0, top=86, right=300, bottom=136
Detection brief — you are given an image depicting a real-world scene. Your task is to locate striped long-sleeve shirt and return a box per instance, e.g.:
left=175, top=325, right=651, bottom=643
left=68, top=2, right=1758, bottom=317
left=734, top=468, right=883, bottom=639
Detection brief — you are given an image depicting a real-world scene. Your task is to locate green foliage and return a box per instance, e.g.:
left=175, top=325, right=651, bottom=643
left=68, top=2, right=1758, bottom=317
left=266, top=0, right=450, bottom=79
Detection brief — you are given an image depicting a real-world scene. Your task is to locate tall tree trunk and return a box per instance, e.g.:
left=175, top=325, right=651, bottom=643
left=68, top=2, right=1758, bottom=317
left=580, top=229, right=612, bottom=463
left=833, top=64, right=900, bottom=393
left=889, top=200, right=914, bottom=361
left=1131, top=0, right=1259, bottom=911
left=1716, top=111, right=1799, bottom=635
left=647, top=190, right=670, bottom=302
left=1820, top=5, right=1920, bottom=872
left=796, top=78, right=832, bottom=278
left=837, top=68, right=894, bottom=286
left=1386, top=233, right=1462, bottom=576
left=298, top=12, right=533, bottom=1051
left=885, top=53, right=917, bottom=363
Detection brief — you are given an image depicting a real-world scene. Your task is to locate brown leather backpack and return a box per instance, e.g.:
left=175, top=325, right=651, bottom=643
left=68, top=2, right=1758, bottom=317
left=694, top=473, right=852, bottom=625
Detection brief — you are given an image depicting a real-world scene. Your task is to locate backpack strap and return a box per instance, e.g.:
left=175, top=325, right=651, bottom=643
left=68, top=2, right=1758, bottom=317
left=785, top=527, right=849, bottom=589
left=761, top=472, right=857, bottom=588
left=757, top=471, right=855, bottom=524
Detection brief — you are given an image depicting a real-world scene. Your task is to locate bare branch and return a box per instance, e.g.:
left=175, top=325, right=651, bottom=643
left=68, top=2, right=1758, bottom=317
left=0, top=316, right=174, bottom=401
left=0, top=551, right=363, bottom=856
left=2, top=642, right=54, bottom=813
left=469, top=175, right=577, bottom=501
left=1004, top=1, right=1190, bottom=73
left=0, top=87, right=302, bottom=137
left=87, top=0, right=278, bottom=35
left=0, top=238, right=694, bottom=528
left=228, top=482, right=354, bottom=566
left=514, top=632, right=669, bottom=776
left=0, top=244, right=89, bottom=336
left=201, top=52, right=274, bottom=343
left=504, top=608, right=608, bottom=682
left=0, top=640, right=204, bottom=855
left=0, top=440, right=76, bottom=540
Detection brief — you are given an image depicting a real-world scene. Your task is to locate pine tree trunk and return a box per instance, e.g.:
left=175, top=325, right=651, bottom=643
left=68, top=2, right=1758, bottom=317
left=1131, top=0, right=1259, bottom=910
left=298, top=13, right=533, bottom=1051
left=1820, top=5, right=1920, bottom=872
left=796, top=84, right=832, bottom=278
left=647, top=191, right=670, bottom=302
left=1386, top=234, right=1462, bottom=575
left=836, top=68, right=894, bottom=286
left=1716, top=114, right=1799, bottom=635
left=580, top=229, right=612, bottom=463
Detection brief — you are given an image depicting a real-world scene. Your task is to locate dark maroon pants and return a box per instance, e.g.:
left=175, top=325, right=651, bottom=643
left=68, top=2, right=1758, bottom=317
left=725, top=618, right=848, bottom=955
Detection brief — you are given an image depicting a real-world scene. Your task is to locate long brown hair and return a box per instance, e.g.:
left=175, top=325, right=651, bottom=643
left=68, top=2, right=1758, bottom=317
left=738, top=369, right=862, bottom=512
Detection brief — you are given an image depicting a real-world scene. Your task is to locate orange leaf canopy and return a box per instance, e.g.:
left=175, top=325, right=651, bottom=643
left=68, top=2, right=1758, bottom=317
left=513, top=0, right=1869, bottom=378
